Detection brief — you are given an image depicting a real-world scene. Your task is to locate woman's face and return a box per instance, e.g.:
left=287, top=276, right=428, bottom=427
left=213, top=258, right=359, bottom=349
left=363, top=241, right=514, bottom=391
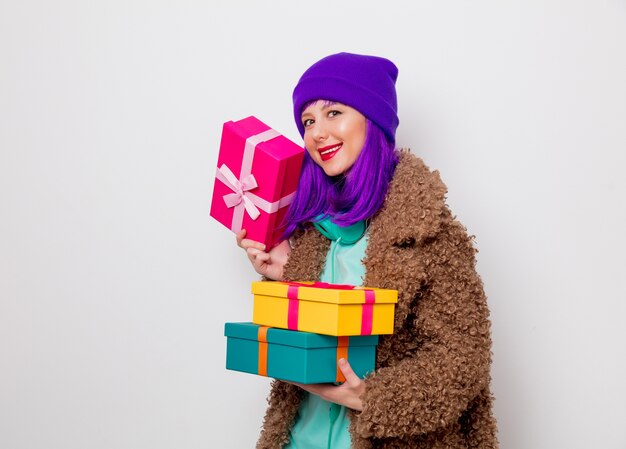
left=301, top=101, right=367, bottom=177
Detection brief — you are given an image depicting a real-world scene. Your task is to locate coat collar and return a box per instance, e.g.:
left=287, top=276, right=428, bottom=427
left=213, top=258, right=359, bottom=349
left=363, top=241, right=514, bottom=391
left=369, top=149, right=448, bottom=246
left=282, top=150, right=448, bottom=283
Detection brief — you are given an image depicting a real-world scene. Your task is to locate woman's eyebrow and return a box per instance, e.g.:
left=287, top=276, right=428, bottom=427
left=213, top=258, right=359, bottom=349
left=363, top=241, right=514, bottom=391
left=321, top=101, right=338, bottom=110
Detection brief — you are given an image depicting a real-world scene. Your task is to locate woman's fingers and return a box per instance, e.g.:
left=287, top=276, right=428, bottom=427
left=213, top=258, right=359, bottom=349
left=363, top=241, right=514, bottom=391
left=246, top=247, right=265, bottom=258
left=337, top=359, right=360, bottom=388
left=236, top=229, right=267, bottom=251
left=252, top=252, right=271, bottom=271
left=235, top=232, right=288, bottom=281
left=241, top=240, right=266, bottom=252
left=253, top=251, right=270, bottom=260
left=287, top=359, right=365, bottom=411
left=246, top=248, right=271, bottom=276
left=235, top=229, right=247, bottom=247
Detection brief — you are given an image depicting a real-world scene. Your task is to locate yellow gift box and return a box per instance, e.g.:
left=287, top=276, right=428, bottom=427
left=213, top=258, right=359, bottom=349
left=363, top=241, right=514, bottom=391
left=252, top=281, right=398, bottom=336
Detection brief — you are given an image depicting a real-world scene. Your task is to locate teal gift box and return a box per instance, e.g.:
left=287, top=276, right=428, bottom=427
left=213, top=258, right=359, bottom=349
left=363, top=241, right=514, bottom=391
left=224, top=322, right=378, bottom=384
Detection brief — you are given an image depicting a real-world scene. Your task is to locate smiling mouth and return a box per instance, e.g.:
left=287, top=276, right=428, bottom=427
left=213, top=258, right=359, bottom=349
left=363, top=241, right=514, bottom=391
left=318, top=143, right=343, bottom=161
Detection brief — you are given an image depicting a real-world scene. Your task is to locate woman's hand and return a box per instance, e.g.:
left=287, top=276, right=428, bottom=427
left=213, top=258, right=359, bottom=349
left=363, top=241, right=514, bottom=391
left=236, top=229, right=291, bottom=281
left=291, top=359, right=366, bottom=411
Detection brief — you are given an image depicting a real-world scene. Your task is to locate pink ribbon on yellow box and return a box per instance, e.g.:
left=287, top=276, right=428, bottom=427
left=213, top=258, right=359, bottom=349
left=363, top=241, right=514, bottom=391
left=285, top=282, right=377, bottom=336
left=251, top=280, right=397, bottom=336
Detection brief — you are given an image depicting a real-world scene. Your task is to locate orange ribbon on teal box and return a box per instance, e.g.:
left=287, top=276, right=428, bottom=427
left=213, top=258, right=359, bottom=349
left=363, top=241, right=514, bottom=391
left=224, top=322, right=378, bottom=384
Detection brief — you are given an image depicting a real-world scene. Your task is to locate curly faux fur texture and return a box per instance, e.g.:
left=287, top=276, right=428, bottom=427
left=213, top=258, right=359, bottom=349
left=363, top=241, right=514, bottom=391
left=256, top=150, right=498, bottom=449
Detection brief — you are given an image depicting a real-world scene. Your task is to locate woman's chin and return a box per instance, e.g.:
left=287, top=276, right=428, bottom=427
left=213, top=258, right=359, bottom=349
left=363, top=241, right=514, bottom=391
left=319, top=159, right=353, bottom=177
left=322, top=167, right=342, bottom=177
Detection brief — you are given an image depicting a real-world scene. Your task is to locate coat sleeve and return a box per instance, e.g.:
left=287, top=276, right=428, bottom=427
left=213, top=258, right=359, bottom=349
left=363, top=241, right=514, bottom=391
left=354, top=221, right=493, bottom=439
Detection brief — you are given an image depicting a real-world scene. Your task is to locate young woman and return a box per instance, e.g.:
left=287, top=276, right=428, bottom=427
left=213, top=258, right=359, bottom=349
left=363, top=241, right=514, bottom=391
left=237, top=53, right=498, bottom=449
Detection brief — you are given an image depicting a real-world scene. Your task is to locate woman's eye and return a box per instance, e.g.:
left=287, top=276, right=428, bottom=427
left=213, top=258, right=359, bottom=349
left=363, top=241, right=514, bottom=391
left=328, top=110, right=341, bottom=118
left=302, top=119, right=314, bottom=127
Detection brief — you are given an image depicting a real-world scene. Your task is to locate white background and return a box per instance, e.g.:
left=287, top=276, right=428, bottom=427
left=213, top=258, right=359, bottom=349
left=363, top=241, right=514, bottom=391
left=1, top=1, right=625, bottom=448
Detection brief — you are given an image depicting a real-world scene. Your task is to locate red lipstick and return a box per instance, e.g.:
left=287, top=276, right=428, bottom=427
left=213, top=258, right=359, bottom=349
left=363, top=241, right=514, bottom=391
left=317, top=143, right=343, bottom=162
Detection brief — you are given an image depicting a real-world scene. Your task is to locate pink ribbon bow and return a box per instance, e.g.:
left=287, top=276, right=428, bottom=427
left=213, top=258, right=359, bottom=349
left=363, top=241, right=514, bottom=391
left=218, top=164, right=261, bottom=220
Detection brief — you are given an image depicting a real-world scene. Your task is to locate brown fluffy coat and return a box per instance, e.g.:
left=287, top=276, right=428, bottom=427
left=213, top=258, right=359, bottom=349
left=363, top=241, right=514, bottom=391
left=256, top=150, right=498, bottom=449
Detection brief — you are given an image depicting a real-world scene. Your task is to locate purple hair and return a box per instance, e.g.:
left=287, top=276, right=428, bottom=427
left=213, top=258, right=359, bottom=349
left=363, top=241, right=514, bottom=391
left=282, top=117, right=398, bottom=238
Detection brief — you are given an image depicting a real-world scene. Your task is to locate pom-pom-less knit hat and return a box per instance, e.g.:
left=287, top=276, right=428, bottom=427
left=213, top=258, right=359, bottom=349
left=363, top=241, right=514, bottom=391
left=292, top=52, right=399, bottom=144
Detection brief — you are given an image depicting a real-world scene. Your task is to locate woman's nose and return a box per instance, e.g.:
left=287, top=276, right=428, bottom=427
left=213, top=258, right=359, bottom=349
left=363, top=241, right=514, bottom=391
left=311, top=121, right=328, bottom=141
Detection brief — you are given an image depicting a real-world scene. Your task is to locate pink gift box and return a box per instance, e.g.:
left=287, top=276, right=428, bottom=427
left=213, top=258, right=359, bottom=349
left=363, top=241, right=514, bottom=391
left=210, top=116, right=304, bottom=249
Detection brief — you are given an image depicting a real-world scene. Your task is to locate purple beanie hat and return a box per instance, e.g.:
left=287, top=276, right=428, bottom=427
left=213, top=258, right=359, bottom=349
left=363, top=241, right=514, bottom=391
left=292, top=52, right=399, bottom=143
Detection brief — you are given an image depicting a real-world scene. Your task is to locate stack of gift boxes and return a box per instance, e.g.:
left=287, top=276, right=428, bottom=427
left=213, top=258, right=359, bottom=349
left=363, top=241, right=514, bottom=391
left=210, top=116, right=398, bottom=384
left=225, top=282, right=397, bottom=384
